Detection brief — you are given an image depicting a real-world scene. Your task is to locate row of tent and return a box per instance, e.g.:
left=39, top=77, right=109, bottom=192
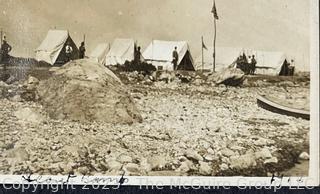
left=35, top=30, right=290, bottom=76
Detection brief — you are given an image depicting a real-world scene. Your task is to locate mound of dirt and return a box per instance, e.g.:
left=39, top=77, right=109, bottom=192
left=36, top=59, right=142, bottom=124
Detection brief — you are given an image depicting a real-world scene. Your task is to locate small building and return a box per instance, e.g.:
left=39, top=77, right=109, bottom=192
left=35, top=30, right=79, bottom=65
left=143, top=40, right=195, bottom=71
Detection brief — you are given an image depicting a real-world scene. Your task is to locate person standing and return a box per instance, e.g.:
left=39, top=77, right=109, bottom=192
left=79, top=41, right=86, bottom=59
left=172, top=47, right=179, bottom=71
left=250, top=55, right=257, bottom=75
left=134, top=46, right=142, bottom=64
left=1, top=39, right=12, bottom=71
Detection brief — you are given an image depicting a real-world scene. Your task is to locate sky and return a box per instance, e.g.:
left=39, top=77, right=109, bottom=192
left=0, top=0, right=311, bottom=70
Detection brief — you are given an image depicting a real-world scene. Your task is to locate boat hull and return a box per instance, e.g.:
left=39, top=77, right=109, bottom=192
left=257, top=95, right=310, bottom=120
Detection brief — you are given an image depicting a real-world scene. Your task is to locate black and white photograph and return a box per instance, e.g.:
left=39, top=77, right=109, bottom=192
left=0, top=0, right=318, bottom=186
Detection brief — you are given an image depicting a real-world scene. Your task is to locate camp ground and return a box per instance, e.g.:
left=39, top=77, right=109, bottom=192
left=195, top=47, right=244, bottom=72
left=89, top=43, right=110, bottom=65
left=143, top=40, right=195, bottom=71
left=35, top=30, right=79, bottom=65
left=105, top=38, right=139, bottom=66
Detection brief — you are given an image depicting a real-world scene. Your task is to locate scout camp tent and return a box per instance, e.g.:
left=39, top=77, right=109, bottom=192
left=35, top=30, right=79, bottom=65
left=105, top=38, right=139, bottom=66
left=195, top=47, right=288, bottom=75
left=195, top=47, right=243, bottom=72
left=89, top=43, right=110, bottom=65
left=143, top=40, right=195, bottom=71
left=253, top=51, right=288, bottom=76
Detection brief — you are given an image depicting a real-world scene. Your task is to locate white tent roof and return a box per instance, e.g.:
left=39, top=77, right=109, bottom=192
left=89, top=43, right=110, bottom=65
left=35, top=30, right=69, bottom=65
left=143, top=40, right=194, bottom=71
left=195, top=47, right=243, bottom=72
left=105, top=38, right=135, bottom=65
left=253, top=51, right=287, bottom=75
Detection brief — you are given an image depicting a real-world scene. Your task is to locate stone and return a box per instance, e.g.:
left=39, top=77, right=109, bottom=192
left=204, top=154, right=215, bottom=161
left=116, top=154, right=133, bottom=163
left=177, top=161, right=190, bottom=173
left=27, top=76, right=39, bottom=85
left=229, top=154, right=257, bottom=169
left=140, top=158, right=152, bottom=173
left=107, top=160, right=122, bottom=171
left=78, top=166, right=89, bottom=175
left=184, top=149, right=203, bottom=162
left=264, top=157, right=278, bottom=164
left=299, top=152, right=309, bottom=160
left=255, top=148, right=273, bottom=159
left=207, top=148, right=215, bottom=155
left=219, top=163, right=229, bottom=171
left=147, top=156, right=167, bottom=170
left=253, top=138, right=268, bottom=146
left=199, top=161, right=212, bottom=175
left=214, top=67, right=245, bottom=86
left=221, top=148, right=235, bottom=157
left=125, top=163, right=140, bottom=173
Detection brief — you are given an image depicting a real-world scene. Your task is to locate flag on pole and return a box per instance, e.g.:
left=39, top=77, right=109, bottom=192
left=202, top=38, right=208, bottom=50
left=211, top=0, right=219, bottom=20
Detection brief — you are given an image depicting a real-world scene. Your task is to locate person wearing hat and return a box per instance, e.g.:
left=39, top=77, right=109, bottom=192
left=172, top=47, right=179, bottom=71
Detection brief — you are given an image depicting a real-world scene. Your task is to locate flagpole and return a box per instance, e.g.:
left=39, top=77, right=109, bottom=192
left=213, top=9, right=217, bottom=72
left=212, top=0, right=218, bottom=73
left=201, top=36, right=204, bottom=72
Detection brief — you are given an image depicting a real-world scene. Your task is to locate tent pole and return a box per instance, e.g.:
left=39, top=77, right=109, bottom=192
left=201, top=36, right=204, bottom=72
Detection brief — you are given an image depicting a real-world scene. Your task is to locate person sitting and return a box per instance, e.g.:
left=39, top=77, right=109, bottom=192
left=65, top=43, right=73, bottom=63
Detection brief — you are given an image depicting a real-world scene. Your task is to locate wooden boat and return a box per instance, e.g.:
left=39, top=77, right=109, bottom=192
left=257, top=95, right=310, bottom=120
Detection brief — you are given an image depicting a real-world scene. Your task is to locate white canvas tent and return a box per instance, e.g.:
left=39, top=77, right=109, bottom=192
left=105, top=38, right=137, bottom=65
left=89, top=43, right=110, bottom=65
left=195, top=47, right=243, bottom=72
left=253, top=51, right=288, bottom=75
left=195, top=47, right=288, bottom=75
left=35, top=30, right=79, bottom=65
left=143, top=40, right=195, bottom=71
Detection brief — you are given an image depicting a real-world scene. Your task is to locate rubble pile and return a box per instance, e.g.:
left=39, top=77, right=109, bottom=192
left=0, top=75, right=309, bottom=176
left=35, top=59, right=142, bottom=124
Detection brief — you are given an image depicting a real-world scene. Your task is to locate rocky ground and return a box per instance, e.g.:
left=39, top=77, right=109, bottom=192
left=0, top=67, right=310, bottom=177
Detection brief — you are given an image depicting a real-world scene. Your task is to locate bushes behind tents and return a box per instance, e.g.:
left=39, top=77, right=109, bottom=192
left=111, top=60, right=156, bottom=74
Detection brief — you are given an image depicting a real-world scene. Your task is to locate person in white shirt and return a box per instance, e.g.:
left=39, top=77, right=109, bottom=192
left=65, top=43, right=73, bottom=63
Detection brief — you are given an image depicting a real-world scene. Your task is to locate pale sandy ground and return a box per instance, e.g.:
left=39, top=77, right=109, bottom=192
left=0, top=77, right=310, bottom=176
